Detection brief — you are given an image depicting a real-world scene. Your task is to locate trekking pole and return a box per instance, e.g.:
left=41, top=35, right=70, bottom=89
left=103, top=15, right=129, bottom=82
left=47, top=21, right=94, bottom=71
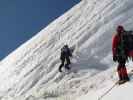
left=98, top=82, right=118, bottom=100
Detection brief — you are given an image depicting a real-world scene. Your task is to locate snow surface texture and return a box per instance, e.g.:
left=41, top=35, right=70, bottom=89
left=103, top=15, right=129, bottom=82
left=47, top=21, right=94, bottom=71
left=0, top=0, right=133, bottom=100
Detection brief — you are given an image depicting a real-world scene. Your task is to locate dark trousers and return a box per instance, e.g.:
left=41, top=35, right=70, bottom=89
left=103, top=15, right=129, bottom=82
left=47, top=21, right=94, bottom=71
left=59, top=57, right=71, bottom=72
left=117, top=59, right=129, bottom=81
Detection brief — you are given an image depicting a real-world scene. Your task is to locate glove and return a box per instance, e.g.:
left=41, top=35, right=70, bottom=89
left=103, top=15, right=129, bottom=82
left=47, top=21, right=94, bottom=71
left=113, top=55, right=117, bottom=62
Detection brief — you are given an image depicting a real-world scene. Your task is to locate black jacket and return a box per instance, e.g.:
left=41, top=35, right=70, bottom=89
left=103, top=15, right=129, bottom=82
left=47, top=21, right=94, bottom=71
left=60, top=47, right=72, bottom=60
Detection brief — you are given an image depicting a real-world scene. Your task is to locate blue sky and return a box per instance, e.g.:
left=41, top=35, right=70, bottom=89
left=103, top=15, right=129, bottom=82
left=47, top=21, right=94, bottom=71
left=0, top=0, right=80, bottom=60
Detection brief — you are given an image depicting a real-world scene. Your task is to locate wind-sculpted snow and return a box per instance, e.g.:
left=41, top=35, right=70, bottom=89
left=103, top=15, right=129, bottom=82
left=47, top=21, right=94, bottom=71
left=0, top=0, right=133, bottom=100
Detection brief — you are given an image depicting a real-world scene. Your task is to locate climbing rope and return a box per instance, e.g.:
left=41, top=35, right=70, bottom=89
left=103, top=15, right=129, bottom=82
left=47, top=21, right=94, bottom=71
left=98, top=81, right=118, bottom=100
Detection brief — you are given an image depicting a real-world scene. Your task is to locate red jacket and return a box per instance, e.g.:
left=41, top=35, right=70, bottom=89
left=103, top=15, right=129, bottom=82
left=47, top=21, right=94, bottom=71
left=112, top=34, right=120, bottom=56
left=112, top=34, right=133, bottom=57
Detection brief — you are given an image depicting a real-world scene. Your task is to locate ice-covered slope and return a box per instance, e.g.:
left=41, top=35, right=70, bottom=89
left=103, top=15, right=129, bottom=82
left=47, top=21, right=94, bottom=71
left=0, top=0, right=133, bottom=100
left=77, top=68, right=133, bottom=100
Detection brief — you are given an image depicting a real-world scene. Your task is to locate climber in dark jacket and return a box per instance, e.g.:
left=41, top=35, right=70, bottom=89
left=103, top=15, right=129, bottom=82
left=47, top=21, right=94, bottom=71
left=59, top=45, right=72, bottom=72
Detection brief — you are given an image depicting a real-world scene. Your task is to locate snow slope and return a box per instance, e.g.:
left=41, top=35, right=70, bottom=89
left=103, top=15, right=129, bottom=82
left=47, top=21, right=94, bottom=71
left=0, top=0, right=133, bottom=100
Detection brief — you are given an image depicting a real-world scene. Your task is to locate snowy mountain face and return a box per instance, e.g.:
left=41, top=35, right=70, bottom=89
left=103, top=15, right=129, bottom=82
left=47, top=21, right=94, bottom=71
left=0, top=0, right=133, bottom=100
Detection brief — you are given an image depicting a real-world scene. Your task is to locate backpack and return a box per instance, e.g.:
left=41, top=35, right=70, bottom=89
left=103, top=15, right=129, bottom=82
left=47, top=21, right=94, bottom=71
left=116, top=31, right=133, bottom=61
left=123, top=31, right=133, bottom=52
left=60, top=46, right=72, bottom=60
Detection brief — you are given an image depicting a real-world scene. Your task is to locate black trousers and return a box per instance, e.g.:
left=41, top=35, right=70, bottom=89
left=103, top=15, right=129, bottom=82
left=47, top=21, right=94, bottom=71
left=59, top=57, right=71, bottom=71
left=117, top=59, right=129, bottom=81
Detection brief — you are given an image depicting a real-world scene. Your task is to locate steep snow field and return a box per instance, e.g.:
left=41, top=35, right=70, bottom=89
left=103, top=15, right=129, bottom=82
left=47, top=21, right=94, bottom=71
left=0, top=0, right=133, bottom=100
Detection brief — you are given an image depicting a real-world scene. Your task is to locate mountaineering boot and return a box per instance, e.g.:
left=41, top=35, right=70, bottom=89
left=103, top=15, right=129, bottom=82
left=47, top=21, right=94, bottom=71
left=59, top=65, right=63, bottom=72
left=118, top=67, right=129, bottom=85
left=65, top=64, right=70, bottom=70
left=59, top=68, right=62, bottom=72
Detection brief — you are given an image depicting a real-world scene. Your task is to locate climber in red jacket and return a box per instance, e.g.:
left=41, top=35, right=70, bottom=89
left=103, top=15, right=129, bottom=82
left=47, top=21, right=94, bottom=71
left=112, top=25, right=129, bottom=84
